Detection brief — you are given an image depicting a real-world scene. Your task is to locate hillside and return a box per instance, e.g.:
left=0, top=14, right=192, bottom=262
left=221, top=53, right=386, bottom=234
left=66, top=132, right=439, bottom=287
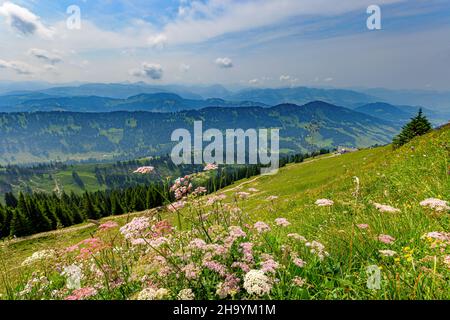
left=0, top=102, right=399, bottom=164
left=354, top=102, right=448, bottom=126
left=1, top=125, right=448, bottom=299
left=0, top=92, right=266, bottom=113
left=226, top=87, right=379, bottom=107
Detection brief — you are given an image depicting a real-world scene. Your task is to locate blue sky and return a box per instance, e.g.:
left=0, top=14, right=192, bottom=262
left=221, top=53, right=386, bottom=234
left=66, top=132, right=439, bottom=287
left=1, top=0, right=450, bottom=90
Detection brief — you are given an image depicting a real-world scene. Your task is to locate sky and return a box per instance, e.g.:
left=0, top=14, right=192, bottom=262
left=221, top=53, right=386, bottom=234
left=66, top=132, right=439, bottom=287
left=0, top=0, right=450, bottom=90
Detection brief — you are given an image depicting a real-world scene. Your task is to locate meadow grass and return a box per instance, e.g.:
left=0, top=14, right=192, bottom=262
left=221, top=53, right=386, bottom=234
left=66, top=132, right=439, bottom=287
left=0, top=125, right=448, bottom=300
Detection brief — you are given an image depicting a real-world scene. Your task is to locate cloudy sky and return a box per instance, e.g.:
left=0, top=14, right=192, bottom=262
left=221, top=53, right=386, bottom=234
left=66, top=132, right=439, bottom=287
left=0, top=0, right=449, bottom=90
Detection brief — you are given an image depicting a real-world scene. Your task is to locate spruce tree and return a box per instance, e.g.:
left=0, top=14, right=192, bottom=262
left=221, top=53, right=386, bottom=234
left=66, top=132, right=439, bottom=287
left=393, top=109, right=432, bottom=148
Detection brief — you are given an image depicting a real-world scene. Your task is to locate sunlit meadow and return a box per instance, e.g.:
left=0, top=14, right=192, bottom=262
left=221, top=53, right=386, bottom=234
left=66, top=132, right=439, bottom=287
left=0, top=125, right=448, bottom=300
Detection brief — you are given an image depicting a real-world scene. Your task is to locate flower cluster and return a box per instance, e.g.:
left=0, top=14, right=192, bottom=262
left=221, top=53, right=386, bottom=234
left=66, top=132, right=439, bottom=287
left=21, top=249, right=56, bottom=266
left=419, top=198, right=450, bottom=212
left=203, top=163, right=219, bottom=171
left=133, top=166, right=155, bottom=174
left=315, top=199, right=334, bottom=207
left=373, top=203, right=400, bottom=213
left=170, top=176, right=192, bottom=200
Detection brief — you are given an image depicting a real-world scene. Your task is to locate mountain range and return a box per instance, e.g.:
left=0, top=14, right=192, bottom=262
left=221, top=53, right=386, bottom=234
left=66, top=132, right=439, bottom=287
left=0, top=92, right=266, bottom=113
left=0, top=101, right=400, bottom=165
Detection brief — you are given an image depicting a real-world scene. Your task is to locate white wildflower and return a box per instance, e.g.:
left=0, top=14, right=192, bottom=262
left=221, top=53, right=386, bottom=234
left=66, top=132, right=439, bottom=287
left=243, top=270, right=272, bottom=296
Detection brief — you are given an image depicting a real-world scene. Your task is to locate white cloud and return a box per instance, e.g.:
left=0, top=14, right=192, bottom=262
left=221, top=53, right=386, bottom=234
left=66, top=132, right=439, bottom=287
left=0, top=2, right=54, bottom=39
left=249, top=78, right=260, bottom=85
left=148, top=34, right=168, bottom=49
left=324, top=77, right=334, bottom=82
left=0, top=59, right=34, bottom=75
left=280, top=75, right=291, bottom=81
left=160, top=0, right=405, bottom=45
left=28, top=48, right=62, bottom=64
left=215, top=57, right=233, bottom=68
left=130, top=63, right=163, bottom=80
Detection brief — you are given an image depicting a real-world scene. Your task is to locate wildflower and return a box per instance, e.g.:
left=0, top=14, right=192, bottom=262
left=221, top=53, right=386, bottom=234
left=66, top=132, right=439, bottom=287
left=420, top=198, right=450, bottom=212
left=444, top=255, right=450, bottom=268
left=260, top=256, right=279, bottom=274
left=315, top=199, right=334, bottom=207
left=287, top=233, right=307, bottom=242
left=65, top=287, right=97, bottom=300
left=189, top=238, right=208, bottom=250
left=61, top=264, right=83, bottom=290
left=203, top=260, right=227, bottom=277
left=133, top=166, right=155, bottom=174
left=254, top=221, right=271, bottom=233
left=378, top=234, right=395, bottom=244
left=305, top=241, right=329, bottom=260
left=182, top=263, right=201, bottom=280
left=240, top=242, right=254, bottom=263
left=243, top=270, right=272, bottom=296
left=379, top=250, right=397, bottom=257
left=216, top=274, right=240, bottom=298
left=292, top=257, right=306, bottom=268
left=167, top=200, right=186, bottom=212
left=248, top=188, right=259, bottom=192
left=98, top=221, right=119, bottom=231
left=177, top=289, right=195, bottom=300
left=21, top=249, right=55, bottom=266
left=204, top=163, right=219, bottom=171
left=292, top=276, right=307, bottom=288
left=267, top=195, right=278, bottom=201
left=231, top=262, right=251, bottom=273
left=170, top=176, right=192, bottom=199
left=228, top=226, right=247, bottom=239
left=373, top=203, right=400, bottom=213
left=120, top=217, right=150, bottom=239
left=236, top=192, right=250, bottom=199
left=193, top=186, right=207, bottom=195
left=423, top=231, right=450, bottom=241
left=275, top=218, right=291, bottom=227
left=206, top=194, right=226, bottom=205
left=151, top=220, right=174, bottom=237
left=357, top=224, right=369, bottom=230
left=137, top=287, right=170, bottom=300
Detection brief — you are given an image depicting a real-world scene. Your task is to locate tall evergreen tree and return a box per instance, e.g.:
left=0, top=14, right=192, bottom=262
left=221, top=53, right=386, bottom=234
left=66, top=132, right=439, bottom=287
left=393, top=109, right=432, bottom=148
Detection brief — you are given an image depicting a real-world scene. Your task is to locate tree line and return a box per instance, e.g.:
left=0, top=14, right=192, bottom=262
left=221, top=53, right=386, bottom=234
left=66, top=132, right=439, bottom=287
left=0, top=150, right=329, bottom=239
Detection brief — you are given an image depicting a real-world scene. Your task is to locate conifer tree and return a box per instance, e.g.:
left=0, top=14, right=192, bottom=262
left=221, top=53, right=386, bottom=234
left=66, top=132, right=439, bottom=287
left=393, top=109, right=432, bottom=148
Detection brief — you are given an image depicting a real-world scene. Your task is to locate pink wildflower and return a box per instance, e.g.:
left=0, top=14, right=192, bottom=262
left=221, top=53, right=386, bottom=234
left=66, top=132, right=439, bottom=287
left=357, top=224, right=369, bottom=230
left=315, top=199, right=334, bottom=207
left=216, top=274, right=240, bottom=298
left=254, top=221, right=271, bottom=233
left=240, top=242, right=254, bottom=263
left=204, top=163, right=219, bottom=171
left=292, top=276, right=307, bottom=287
left=133, top=166, right=155, bottom=174
left=65, top=287, right=97, bottom=300
left=167, top=200, right=186, bottom=212
left=202, top=260, right=227, bottom=277
left=275, top=218, right=291, bottom=227
left=378, top=234, right=395, bottom=244
left=98, top=221, right=118, bottom=231
left=231, top=262, right=251, bottom=273
left=420, top=198, right=450, bottom=212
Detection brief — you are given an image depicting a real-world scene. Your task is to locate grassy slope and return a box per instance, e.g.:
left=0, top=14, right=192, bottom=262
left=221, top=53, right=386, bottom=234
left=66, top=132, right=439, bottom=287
left=1, top=125, right=449, bottom=298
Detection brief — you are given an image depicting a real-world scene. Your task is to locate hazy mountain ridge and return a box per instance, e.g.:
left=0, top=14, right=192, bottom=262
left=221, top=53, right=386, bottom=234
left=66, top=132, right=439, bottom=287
left=0, top=92, right=266, bottom=113
left=0, top=101, right=399, bottom=165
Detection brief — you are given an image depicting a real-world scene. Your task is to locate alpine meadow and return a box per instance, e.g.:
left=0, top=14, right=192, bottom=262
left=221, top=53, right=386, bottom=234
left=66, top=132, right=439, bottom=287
left=0, top=0, right=449, bottom=309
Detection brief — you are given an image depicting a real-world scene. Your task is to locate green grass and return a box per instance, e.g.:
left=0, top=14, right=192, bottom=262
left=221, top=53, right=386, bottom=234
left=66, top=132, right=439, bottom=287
left=1, top=125, right=448, bottom=299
